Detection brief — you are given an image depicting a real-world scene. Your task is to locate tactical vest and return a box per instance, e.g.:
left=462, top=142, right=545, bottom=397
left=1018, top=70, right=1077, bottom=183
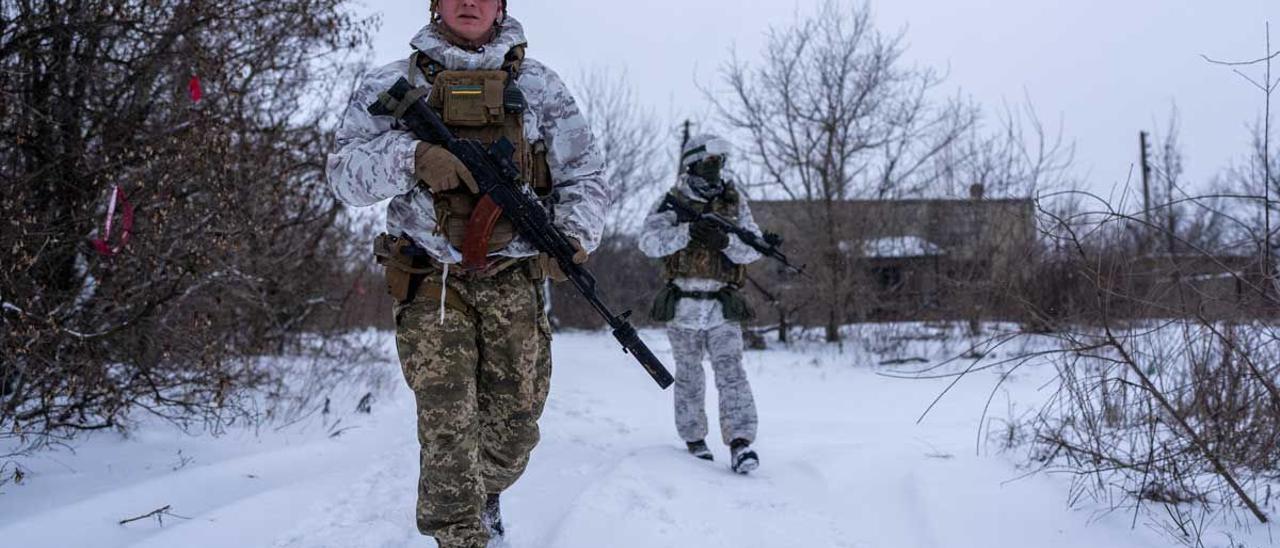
left=663, top=185, right=746, bottom=285
left=409, top=47, right=553, bottom=256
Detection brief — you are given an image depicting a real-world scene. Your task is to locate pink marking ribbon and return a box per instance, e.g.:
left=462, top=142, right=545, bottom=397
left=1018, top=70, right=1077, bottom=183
left=189, top=76, right=203, bottom=103
left=91, top=185, right=135, bottom=257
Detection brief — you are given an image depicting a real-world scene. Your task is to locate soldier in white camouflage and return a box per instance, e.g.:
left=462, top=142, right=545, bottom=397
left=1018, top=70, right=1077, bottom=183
left=326, top=1, right=605, bottom=546
left=638, top=134, right=762, bottom=475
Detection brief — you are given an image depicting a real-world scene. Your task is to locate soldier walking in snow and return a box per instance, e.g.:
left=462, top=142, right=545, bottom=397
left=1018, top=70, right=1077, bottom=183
left=639, top=134, right=762, bottom=474
left=327, top=0, right=605, bottom=546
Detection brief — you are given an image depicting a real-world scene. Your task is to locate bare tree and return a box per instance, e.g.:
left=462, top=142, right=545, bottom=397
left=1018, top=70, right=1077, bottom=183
left=921, top=99, right=1075, bottom=333
left=1206, top=23, right=1279, bottom=297
left=0, top=1, right=374, bottom=456
left=933, top=99, right=1074, bottom=200
left=542, top=68, right=670, bottom=330
left=711, top=0, right=977, bottom=341
left=1220, top=125, right=1280, bottom=254
left=574, top=67, right=668, bottom=241
left=1136, top=107, right=1231, bottom=257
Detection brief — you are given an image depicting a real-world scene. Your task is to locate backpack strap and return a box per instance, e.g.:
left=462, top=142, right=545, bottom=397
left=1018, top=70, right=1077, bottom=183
left=407, top=51, right=446, bottom=87
left=408, top=43, right=527, bottom=87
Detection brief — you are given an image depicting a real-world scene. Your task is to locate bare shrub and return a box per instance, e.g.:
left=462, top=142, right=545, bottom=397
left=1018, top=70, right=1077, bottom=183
left=1001, top=55, right=1278, bottom=536
left=1026, top=319, right=1280, bottom=537
left=711, top=0, right=977, bottom=342
left=0, top=1, right=375, bottom=453
left=1017, top=184, right=1279, bottom=541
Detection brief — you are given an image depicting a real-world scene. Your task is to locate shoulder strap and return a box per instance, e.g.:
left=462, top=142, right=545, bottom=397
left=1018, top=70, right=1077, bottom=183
left=721, top=182, right=741, bottom=206
left=409, top=44, right=527, bottom=85
left=407, top=51, right=447, bottom=87
left=504, top=44, right=527, bottom=75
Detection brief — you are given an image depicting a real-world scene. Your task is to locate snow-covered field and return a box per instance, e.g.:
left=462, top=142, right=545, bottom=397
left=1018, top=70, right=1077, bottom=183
left=1, top=325, right=1270, bottom=547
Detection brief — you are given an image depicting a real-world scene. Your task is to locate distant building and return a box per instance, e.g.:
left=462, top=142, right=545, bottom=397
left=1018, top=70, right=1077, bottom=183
left=747, top=191, right=1036, bottom=324
left=1108, top=253, right=1258, bottom=320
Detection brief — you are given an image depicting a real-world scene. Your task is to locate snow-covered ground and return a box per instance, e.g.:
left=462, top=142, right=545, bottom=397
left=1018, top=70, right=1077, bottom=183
left=1, top=325, right=1272, bottom=547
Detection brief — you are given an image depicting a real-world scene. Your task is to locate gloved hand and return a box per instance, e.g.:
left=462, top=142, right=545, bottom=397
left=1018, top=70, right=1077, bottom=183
left=416, top=142, right=478, bottom=194
left=541, top=238, right=588, bottom=282
left=689, top=219, right=729, bottom=250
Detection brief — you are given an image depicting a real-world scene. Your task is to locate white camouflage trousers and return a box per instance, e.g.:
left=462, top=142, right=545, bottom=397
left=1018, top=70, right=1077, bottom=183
left=666, top=323, right=758, bottom=446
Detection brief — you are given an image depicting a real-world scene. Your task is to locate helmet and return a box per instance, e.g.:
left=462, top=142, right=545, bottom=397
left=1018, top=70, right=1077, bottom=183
left=682, top=134, right=732, bottom=199
left=680, top=133, right=731, bottom=168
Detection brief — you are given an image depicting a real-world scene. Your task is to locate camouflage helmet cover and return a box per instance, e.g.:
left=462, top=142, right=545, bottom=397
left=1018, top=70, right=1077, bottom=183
left=681, top=134, right=732, bottom=168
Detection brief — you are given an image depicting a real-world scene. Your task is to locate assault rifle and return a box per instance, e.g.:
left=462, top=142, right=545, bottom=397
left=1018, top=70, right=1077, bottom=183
left=658, top=193, right=805, bottom=275
left=369, top=77, right=674, bottom=390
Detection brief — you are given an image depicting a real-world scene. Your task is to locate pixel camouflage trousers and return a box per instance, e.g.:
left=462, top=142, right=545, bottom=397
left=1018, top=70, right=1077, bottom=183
left=394, top=265, right=551, bottom=548
left=666, top=323, right=758, bottom=446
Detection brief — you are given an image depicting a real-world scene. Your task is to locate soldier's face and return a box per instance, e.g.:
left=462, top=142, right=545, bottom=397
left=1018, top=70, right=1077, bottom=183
left=437, top=0, right=503, bottom=42
left=690, top=155, right=726, bottom=183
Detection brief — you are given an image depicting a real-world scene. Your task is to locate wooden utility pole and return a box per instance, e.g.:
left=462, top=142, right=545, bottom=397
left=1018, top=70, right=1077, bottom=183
left=1164, top=139, right=1178, bottom=255
left=1139, top=131, right=1153, bottom=236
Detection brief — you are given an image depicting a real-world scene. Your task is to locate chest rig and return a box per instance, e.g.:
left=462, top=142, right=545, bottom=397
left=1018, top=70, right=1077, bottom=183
left=410, top=46, right=553, bottom=269
left=664, top=184, right=746, bottom=286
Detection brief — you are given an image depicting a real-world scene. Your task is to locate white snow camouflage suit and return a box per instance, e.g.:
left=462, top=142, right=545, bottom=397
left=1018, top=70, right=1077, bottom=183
left=327, top=17, right=607, bottom=264
left=327, top=17, right=605, bottom=548
left=638, top=177, right=761, bottom=447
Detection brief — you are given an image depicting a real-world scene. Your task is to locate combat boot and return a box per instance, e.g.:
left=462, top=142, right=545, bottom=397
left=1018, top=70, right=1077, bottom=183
left=729, top=439, right=759, bottom=474
left=686, top=440, right=714, bottom=461
left=482, top=493, right=505, bottom=541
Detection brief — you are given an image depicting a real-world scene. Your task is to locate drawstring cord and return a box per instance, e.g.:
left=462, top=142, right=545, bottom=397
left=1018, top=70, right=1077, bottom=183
left=438, top=263, right=450, bottom=325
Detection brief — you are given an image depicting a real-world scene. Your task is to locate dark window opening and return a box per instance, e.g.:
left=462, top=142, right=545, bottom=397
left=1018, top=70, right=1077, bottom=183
left=872, top=266, right=904, bottom=292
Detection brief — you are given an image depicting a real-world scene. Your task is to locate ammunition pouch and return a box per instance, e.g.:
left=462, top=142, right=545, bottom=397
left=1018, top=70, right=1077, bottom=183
left=375, top=234, right=434, bottom=303
left=537, top=253, right=568, bottom=283
left=649, top=283, right=755, bottom=323
left=417, top=61, right=552, bottom=264
left=416, top=280, right=470, bottom=315
left=649, top=284, right=680, bottom=322
left=662, top=247, right=746, bottom=286
left=718, top=288, right=755, bottom=322
left=429, top=70, right=509, bottom=127
left=385, top=268, right=416, bottom=304
left=374, top=233, right=545, bottom=306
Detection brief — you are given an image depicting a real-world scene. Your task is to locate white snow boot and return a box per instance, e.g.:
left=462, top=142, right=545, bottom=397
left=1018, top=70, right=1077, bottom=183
left=730, top=439, right=759, bottom=474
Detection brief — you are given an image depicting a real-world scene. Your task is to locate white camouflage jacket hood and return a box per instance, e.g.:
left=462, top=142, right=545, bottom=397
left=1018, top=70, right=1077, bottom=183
left=326, top=17, right=607, bottom=263
left=638, top=176, right=764, bottom=330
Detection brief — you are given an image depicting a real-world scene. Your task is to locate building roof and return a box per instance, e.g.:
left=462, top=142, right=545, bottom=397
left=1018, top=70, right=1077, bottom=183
left=841, top=236, right=945, bottom=258
left=750, top=197, right=1036, bottom=261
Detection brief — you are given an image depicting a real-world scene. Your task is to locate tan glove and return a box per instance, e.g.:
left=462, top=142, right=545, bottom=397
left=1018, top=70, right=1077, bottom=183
left=541, top=238, right=588, bottom=283
left=415, top=142, right=478, bottom=194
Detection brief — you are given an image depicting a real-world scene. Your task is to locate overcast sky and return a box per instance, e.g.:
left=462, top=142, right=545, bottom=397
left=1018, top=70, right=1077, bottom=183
left=361, top=0, right=1277, bottom=196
